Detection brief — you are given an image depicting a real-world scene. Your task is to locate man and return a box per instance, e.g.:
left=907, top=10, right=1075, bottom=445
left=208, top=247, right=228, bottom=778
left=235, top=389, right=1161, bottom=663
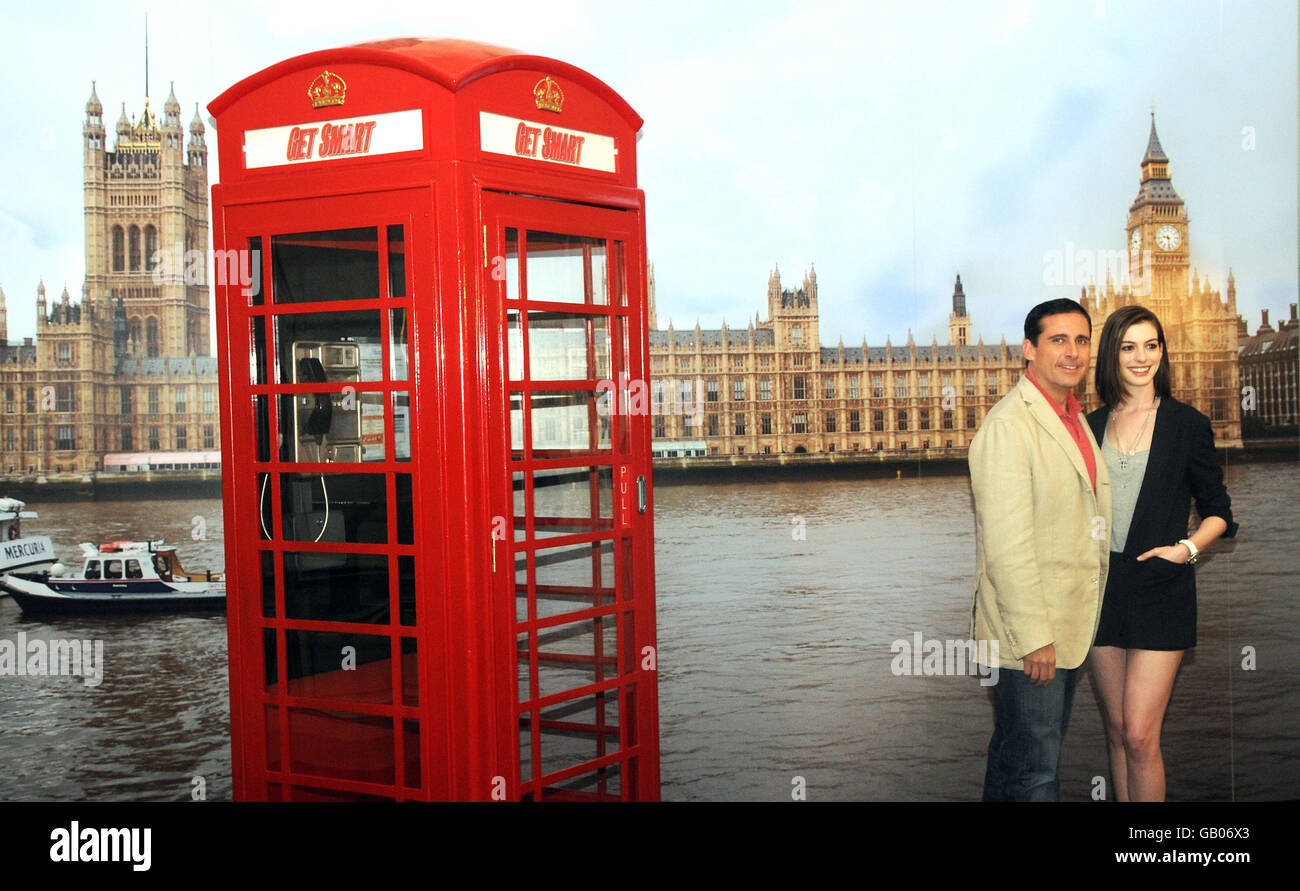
left=969, top=298, right=1112, bottom=801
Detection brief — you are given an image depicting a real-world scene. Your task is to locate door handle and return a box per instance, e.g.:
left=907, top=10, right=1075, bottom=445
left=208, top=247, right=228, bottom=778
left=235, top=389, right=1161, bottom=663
left=636, top=475, right=647, bottom=514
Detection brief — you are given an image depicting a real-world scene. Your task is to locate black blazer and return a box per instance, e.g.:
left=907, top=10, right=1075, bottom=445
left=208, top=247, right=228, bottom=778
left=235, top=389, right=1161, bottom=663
left=1086, top=396, right=1239, bottom=558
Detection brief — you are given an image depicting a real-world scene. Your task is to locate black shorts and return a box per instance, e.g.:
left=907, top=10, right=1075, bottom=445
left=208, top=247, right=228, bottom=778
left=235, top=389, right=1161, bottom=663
left=1093, top=551, right=1197, bottom=651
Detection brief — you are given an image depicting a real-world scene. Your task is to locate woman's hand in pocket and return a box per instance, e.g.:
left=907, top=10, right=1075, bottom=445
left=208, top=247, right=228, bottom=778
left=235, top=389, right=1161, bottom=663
left=1136, top=544, right=1190, bottom=565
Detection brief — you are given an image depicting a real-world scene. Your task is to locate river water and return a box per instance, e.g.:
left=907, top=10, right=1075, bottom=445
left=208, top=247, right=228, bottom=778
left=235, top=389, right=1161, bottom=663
left=1, top=461, right=1295, bottom=801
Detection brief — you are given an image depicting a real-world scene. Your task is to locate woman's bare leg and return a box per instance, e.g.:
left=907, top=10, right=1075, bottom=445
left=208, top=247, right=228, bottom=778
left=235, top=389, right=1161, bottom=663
left=1088, top=645, right=1130, bottom=802
left=1121, top=649, right=1184, bottom=801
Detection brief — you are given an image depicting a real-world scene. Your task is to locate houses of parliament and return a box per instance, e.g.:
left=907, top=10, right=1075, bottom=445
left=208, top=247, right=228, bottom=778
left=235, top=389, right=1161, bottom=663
left=0, top=82, right=217, bottom=479
left=648, top=116, right=1244, bottom=456
left=0, top=95, right=1257, bottom=478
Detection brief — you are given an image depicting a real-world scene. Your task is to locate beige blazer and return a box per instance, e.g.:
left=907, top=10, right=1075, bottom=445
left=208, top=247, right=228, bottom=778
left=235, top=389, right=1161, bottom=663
left=968, top=375, right=1112, bottom=670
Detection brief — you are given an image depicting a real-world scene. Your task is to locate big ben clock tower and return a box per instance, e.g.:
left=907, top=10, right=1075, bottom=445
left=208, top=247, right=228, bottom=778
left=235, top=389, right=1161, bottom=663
left=1126, top=113, right=1189, bottom=311
left=1083, top=111, right=1242, bottom=449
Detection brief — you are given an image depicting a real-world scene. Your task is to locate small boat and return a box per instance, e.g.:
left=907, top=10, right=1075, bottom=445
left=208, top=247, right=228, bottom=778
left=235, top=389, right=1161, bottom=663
left=0, top=497, right=56, bottom=583
left=1, top=540, right=226, bottom=615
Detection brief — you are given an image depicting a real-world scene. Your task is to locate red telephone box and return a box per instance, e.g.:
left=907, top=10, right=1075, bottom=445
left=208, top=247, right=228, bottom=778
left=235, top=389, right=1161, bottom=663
left=209, top=38, right=659, bottom=801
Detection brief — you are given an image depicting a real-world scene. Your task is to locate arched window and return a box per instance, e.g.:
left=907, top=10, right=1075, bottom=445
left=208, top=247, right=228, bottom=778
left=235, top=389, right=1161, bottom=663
left=144, top=225, right=158, bottom=271
left=146, top=317, right=160, bottom=358
left=112, top=226, right=125, bottom=271
left=129, top=225, right=142, bottom=271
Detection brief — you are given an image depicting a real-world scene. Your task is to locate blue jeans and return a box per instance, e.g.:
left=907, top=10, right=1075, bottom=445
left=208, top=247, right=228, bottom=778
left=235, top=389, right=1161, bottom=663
left=982, top=665, right=1079, bottom=801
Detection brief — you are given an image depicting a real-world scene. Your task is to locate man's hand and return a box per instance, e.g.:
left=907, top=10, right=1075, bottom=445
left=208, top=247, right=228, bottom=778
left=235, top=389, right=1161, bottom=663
left=1022, top=643, right=1056, bottom=686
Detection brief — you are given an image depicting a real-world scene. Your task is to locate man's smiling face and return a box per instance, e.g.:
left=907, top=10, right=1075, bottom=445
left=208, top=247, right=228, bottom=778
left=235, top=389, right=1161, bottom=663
left=1023, top=312, right=1091, bottom=404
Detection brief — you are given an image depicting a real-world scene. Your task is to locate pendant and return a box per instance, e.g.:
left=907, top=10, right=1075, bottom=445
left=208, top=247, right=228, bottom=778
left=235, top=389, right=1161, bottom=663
left=1119, top=455, right=1129, bottom=471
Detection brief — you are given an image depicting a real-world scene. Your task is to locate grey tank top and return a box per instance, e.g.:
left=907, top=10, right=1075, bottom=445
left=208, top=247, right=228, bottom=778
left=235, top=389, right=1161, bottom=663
left=1102, top=428, right=1150, bottom=553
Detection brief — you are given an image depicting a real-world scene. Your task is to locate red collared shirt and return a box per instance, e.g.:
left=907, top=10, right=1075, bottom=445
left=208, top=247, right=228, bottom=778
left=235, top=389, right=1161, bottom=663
left=1024, top=370, right=1097, bottom=493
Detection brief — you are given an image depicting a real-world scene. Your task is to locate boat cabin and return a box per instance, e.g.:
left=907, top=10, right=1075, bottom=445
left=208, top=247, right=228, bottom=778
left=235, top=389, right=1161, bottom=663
left=83, top=556, right=149, bottom=580
left=77, top=542, right=219, bottom=584
left=0, top=497, right=37, bottom=541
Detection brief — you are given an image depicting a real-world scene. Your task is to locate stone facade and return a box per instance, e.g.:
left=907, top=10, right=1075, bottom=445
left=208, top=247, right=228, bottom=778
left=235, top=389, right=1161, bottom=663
left=0, top=82, right=216, bottom=479
left=648, top=268, right=1025, bottom=455
left=1237, top=305, right=1299, bottom=435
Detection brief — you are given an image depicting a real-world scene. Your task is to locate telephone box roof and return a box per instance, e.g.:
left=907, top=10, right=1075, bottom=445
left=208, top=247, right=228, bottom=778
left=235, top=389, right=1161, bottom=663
left=209, top=37, right=642, bottom=131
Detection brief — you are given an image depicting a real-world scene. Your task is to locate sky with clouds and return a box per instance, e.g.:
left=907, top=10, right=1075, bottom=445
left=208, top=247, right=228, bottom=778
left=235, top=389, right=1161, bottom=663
left=0, top=0, right=1295, bottom=348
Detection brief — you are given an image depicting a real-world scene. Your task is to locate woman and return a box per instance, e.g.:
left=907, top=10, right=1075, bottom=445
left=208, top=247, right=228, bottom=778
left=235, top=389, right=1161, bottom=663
left=1086, top=304, right=1238, bottom=802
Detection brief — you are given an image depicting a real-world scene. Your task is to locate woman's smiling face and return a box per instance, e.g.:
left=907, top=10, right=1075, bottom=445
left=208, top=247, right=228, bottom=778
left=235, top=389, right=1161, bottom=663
left=1118, top=320, right=1162, bottom=394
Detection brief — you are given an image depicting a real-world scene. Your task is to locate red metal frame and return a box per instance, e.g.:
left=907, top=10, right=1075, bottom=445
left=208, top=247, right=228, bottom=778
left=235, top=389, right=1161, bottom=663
left=210, top=39, right=658, bottom=801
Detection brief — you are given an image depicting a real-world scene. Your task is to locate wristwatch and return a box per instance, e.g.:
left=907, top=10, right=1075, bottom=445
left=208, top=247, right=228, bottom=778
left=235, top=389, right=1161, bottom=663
left=1177, top=539, right=1200, bottom=565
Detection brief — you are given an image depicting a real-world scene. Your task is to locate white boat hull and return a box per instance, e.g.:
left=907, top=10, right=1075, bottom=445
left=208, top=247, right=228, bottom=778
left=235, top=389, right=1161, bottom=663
left=1, top=570, right=226, bottom=614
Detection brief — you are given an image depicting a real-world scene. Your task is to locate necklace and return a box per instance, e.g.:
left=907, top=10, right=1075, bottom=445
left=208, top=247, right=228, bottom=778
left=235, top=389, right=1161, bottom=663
left=1110, top=398, right=1158, bottom=471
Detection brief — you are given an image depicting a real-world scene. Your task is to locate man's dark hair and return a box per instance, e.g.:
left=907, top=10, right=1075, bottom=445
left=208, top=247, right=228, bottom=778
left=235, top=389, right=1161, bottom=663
left=1023, top=298, right=1092, bottom=345
left=1095, top=304, right=1172, bottom=408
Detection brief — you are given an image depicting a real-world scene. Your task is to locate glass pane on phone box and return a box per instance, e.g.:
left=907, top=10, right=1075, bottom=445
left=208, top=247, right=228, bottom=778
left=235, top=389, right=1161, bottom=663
left=507, top=310, right=524, bottom=381
left=512, top=470, right=527, bottom=542
left=254, top=394, right=271, bottom=462
left=527, top=312, right=609, bottom=381
left=280, top=472, right=388, bottom=544
left=250, top=316, right=268, bottom=385
left=532, top=541, right=616, bottom=623
left=396, top=474, right=414, bottom=546
left=525, top=232, right=606, bottom=304
left=531, top=466, right=614, bottom=538
left=398, top=555, right=416, bottom=626
left=531, top=390, right=611, bottom=453
left=248, top=236, right=265, bottom=305
left=392, top=392, right=410, bottom=462
left=511, top=393, right=525, bottom=458
left=282, top=551, right=389, bottom=624
left=505, top=228, right=519, bottom=302
left=274, top=311, right=383, bottom=384
left=271, top=227, right=378, bottom=303
left=390, top=308, right=409, bottom=381
left=387, top=225, right=406, bottom=298
left=284, top=630, right=393, bottom=704
left=277, top=392, right=388, bottom=463
left=608, top=241, right=625, bottom=306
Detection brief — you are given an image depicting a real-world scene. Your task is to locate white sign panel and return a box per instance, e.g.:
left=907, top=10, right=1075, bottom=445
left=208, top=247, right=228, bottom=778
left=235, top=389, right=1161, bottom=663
left=244, top=109, right=424, bottom=170
left=0, top=536, right=55, bottom=572
left=479, top=111, right=617, bottom=173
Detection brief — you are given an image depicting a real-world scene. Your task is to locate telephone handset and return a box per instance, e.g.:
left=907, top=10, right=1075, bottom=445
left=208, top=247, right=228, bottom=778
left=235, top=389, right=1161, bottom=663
left=285, top=344, right=354, bottom=566
left=296, top=356, right=333, bottom=439
left=291, top=341, right=362, bottom=462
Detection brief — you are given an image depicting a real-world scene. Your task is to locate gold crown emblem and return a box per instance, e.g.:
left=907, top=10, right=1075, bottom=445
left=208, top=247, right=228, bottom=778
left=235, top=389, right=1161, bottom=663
left=533, top=76, right=564, bottom=113
left=308, top=70, right=347, bottom=109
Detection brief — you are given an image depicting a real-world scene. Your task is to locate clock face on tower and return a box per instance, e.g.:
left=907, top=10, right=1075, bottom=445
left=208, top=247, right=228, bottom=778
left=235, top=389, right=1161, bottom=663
left=1130, top=229, right=1142, bottom=254
left=1156, top=225, right=1181, bottom=251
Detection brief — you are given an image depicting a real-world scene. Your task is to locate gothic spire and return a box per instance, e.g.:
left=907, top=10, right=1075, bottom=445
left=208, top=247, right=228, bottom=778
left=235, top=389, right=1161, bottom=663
left=1133, top=111, right=1181, bottom=208
left=164, top=81, right=182, bottom=130
left=85, top=81, right=103, bottom=118
left=1143, top=111, right=1168, bottom=164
